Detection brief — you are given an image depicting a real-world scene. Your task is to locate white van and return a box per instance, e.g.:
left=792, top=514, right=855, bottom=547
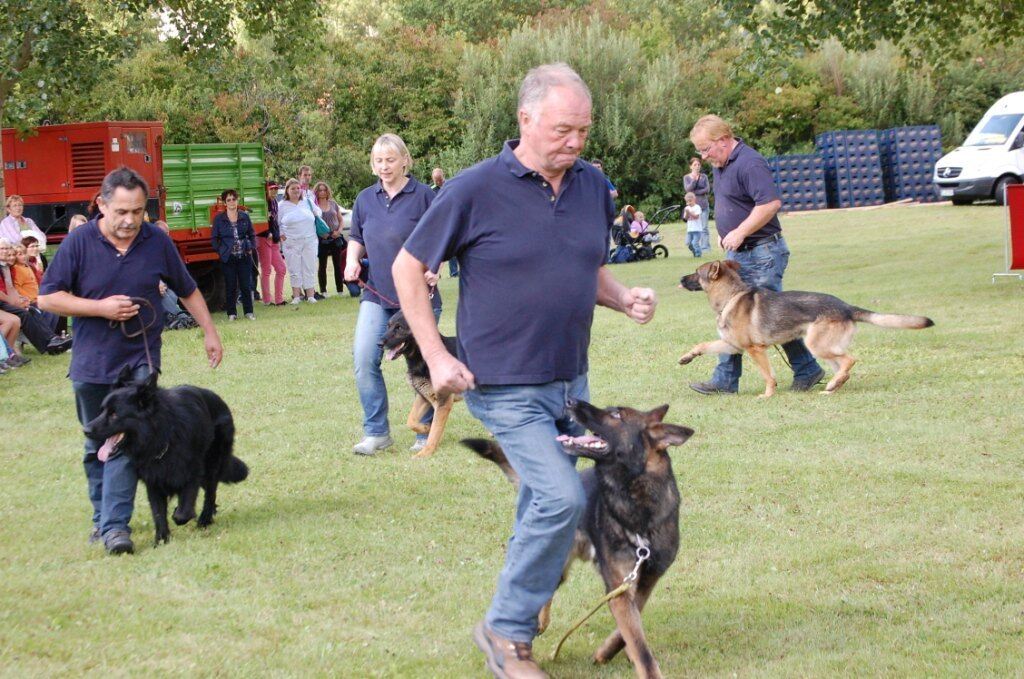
left=933, top=91, right=1024, bottom=205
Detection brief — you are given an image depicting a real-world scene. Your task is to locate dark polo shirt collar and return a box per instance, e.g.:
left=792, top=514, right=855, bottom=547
left=499, top=139, right=587, bottom=180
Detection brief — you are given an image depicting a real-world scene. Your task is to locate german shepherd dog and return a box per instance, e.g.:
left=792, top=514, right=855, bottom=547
left=465, top=399, right=693, bottom=679
left=379, top=310, right=461, bottom=458
left=83, top=366, right=249, bottom=546
left=679, top=260, right=934, bottom=397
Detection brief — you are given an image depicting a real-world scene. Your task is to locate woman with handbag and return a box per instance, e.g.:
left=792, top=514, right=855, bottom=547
left=278, top=177, right=322, bottom=304
left=313, top=181, right=347, bottom=297
left=344, top=133, right=440, bottom=456
left=210, top=189, right=257, bottom=320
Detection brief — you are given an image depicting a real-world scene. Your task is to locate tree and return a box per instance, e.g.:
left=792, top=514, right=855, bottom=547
left=718, top=0, right=1024, bottom=59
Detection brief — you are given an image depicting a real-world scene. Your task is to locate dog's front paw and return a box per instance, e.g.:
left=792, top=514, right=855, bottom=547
left=678, top=354, right=695, bottom=365
left=196, top=514, right=214, bottom=528
left=154, top=531, right=170, bottom=546
left=172, top=507, right=195, bottom=526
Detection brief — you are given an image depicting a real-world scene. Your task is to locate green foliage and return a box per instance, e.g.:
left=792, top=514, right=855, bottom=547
left=392, top=0, right=586, bottom=42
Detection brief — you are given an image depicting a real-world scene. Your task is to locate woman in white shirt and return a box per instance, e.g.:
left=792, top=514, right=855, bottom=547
left=277, top=177, right=321, bottom=304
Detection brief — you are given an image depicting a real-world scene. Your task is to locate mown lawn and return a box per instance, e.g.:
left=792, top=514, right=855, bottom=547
left=1, top=203, right=1022, bottom=677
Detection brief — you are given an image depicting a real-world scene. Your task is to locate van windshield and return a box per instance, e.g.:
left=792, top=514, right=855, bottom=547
left=964, top=114, right=1023, bottom=146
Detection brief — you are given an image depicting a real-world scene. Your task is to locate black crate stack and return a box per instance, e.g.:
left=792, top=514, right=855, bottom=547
left=768, top=154, right=828, bottom=212
left=815, top=130, right=886, bottom=208
left=877, top=125, right=943, bottom=203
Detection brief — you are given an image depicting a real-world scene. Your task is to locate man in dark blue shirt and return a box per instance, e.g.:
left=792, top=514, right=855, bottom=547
left=394, top=63, right=656, bottom=678
left=687, top=115, right=824, bottom=395
left=38, top=167, right=222, bottom=555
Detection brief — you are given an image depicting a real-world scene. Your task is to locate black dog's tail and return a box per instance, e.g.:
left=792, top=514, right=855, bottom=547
left=462, top=438, right=519, bottom=488
left=220, top=456, right=249, bottom=484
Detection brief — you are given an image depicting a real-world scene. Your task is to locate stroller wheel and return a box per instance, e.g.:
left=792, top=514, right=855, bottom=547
left=653, top=245, right=669, bottom=259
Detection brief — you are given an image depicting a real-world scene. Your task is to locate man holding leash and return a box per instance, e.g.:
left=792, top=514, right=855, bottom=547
left=393, top=63, right=656, bottom=679
left=38, top=167, right=222, bottom=556
left=687, top=115, right=825, bottom=395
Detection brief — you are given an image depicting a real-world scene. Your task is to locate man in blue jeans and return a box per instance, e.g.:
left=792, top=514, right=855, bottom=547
left=38, top=167, right=222, bottom=555
left=394, top=63, right=657, bottom=679
left=687, top=115, right=825, bottom=395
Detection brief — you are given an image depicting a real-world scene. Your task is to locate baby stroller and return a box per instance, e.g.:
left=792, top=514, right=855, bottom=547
left=609, top=205, right=669, bottom=263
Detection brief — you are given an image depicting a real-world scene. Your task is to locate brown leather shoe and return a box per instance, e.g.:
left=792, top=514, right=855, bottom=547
left=473, top=621, right=548, bottom=679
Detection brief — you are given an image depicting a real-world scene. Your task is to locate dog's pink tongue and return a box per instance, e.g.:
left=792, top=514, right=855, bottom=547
left=97, top=433, right=124, bottom=462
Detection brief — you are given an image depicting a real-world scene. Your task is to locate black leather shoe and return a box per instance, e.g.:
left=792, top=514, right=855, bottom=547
left=689, top=381, right=737, bottom=395
left=46, top=336, right=73, bottom=355
left=791, top=367, right=826, bottom=392
left=103, top=530, right=135, bottom=555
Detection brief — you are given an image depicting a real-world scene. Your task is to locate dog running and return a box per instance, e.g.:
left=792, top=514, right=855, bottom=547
left=84, top=366, right=248, bottom=547
left=679, top=260, right=934, bottom=397
left=465, top=398, right=693, bottom=679
left=379, top=309, right=461, bottom=458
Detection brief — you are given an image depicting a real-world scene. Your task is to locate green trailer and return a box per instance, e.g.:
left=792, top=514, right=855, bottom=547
left=160, top=142, right=268, bottom=304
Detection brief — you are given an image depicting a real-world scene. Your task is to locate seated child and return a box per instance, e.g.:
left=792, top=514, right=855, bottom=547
left=683, top=192, right=703, bottom=258
left=629, top=211, right=649, bottom=238
left=11, top=243, right=40, bottom=302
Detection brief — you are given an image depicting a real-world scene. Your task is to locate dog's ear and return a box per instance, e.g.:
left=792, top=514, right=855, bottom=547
left=115, top=364, right=133, bottom=387
left=137, top=371, right=159, bottom=405
left=648, top=423, right=694, bottom=448
left=646, top=404, right=670, bottom=423
left=722, top=260, right=741, bottom=272
left=708, top=261, right=721, bottom=280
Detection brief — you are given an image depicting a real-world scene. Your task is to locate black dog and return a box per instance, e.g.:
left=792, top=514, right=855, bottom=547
left=84, top=366, right=248, bottom=546
left=379, top=309, right=461, bottom=458
left=465, top=399, right=693, bottom=679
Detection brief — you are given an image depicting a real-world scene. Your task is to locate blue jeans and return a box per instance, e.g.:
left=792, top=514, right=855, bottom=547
left=221, top=256, right=254, bottom=316
left=464, top=374, right=590, bottom=642
left=73, top=364, right=151, bottom=537
left=709, top=236, right=821, bottom=390
left=352, top=301, right=440, bottom=438
left=448, top=259, right=459, bottom=277
left=686, top=231, right=703, bottom=257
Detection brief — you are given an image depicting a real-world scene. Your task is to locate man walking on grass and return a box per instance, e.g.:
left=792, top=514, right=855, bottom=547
left=393, top=63, right=657, bottom=678
left=38, top=167, right=222, bottom=556
left=687, top=114, right=825, bottom=395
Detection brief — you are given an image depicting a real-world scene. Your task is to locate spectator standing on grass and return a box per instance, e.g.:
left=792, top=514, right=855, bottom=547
left=257, top=182, right=287, bottom=306
left=314, top=181, right=346, bottom=297
left=683, top=192, right=704, bottom=257
left=278, top=178, right=320, bottom=305
left=211, top=189, right=256, bottom=321
left=345, top=133, right=440, bottom=456
left=687, top=115, right=824, bottom=395
left=591, top=158, right=618, bottom=201
left=431, top=168, right=458, bottom=278
left=393, top=63, right=657, bottom=678
left=37, top=166, right=222, bottom=556
left=684, top=156, right=712, bottom=254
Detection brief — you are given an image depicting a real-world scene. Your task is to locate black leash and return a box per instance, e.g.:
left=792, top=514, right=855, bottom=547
left=109, top=296, right=158, bottom=374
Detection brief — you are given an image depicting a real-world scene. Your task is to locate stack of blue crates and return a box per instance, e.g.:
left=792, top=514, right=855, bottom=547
left=815, top=129, right=886, bottom=208
left=767, top=154, right=828, bottom=212
left=877, top=125, right=942, bottom=203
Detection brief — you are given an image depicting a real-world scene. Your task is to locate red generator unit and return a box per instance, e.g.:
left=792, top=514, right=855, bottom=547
left=2, top=121, right=164, bottom=242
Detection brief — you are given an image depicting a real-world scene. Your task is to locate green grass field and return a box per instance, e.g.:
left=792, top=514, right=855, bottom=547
left=1, top=203, right=1022, bottom=677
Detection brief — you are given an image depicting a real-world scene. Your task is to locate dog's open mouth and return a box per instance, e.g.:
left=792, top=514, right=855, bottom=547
left=97, top=433, right=124, bottom=462
left=384, top=343, right=405, bottom=361
left=556, top=433, right=609, bottom=454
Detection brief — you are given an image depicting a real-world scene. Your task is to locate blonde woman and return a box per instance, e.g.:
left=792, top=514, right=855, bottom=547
left=278, top=177, right=321, bottom=304
left=1, top=195, right=47, bottom=257
left=344, top=133, right=440, bottom=455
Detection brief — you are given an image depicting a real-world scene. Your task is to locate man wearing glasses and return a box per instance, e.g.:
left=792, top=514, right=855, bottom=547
left=687, top=114, right=824, bottom=395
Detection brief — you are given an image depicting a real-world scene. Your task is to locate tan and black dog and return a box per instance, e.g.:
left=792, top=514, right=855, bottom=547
left=679, top=260, right=934, bottom=397
left=379, top=310, right=461, bottom=458
left=465, top=399, right=693, bottom=679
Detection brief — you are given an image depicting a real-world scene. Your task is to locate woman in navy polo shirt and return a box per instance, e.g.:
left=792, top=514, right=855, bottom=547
left=211, top=189, right=256, bottom=320
left=344, top=133, right=440, bottom=456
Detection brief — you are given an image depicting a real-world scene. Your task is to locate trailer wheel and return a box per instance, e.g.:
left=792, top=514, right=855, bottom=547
left=193, top=265, right=225, bottom=312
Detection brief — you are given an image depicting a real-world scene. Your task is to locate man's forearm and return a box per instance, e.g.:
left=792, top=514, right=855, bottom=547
left=37, top=291, right=102, bottom=317
left=393, top=249, right=447, bottom=359
left=734, top=200, right=781, bottom=239
left=596, top=267, right=628, bottom=312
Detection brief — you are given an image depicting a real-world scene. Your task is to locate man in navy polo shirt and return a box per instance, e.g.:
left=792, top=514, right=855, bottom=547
left=38, top=167, right=222, bottom=556
left=687, top=115, right=824, bottom=395
left=393, top=63, right=656, bottom=679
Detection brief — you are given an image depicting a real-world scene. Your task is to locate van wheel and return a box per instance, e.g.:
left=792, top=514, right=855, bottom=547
left=994, top=176, right=1021, bottom=206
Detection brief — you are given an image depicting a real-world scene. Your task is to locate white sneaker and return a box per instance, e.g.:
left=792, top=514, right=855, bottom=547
left=410, top=439, right=427, bottom=452
left=306, top=296, right=318, bottom=304
left=228, top=315, right=237, bottom=321
left=245, top=313, right=256, bottom=321
left=352, top=435, right=394, bottom=456
left=290, top=297, right=302, bottom=305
